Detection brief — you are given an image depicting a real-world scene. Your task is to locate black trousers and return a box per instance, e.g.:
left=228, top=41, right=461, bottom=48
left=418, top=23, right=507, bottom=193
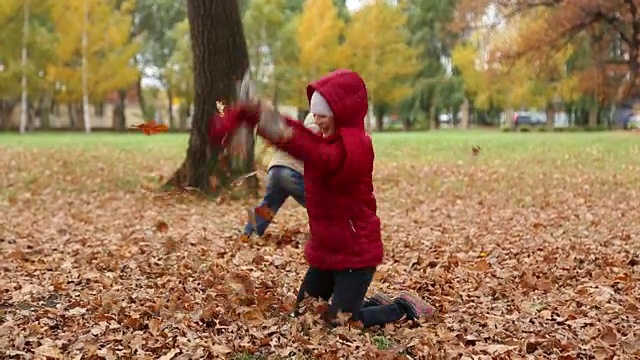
left=295, top=266, right=405, bottom=328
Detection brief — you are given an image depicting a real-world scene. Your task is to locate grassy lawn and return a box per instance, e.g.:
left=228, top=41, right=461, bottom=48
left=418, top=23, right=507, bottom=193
left=1, top=130, right=639, bottom=358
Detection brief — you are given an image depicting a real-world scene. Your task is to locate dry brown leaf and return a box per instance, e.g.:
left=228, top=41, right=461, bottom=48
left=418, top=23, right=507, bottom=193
left=3, top=133, right=640, bottom=359
left=210, top=344, right=233, bottom=355
left=599, top=326, right=618, bottom=346
left=473, top=259, right=491, bottom=271
left=159, top=348, right=180, bottom=360
left=155, top=220, right=169, bottom=233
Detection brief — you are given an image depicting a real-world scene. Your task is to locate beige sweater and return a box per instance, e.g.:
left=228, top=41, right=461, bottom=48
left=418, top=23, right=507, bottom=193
left=267, top=113, right=318, bottom=174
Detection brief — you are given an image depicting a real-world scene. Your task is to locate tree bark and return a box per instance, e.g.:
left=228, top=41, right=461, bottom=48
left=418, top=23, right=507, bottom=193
left=114, top=89, right=127, bottom=131
left=459, top=98, right=470, bottom=129
left=67, top=103, right=75, bottom=128
left=81, top=0, right=91, bottom=134
left=429, top=103, right=437, bottom=130
left=38, top=93, right=52, bottom=130
left=0, top=100, right=18, bottom=130
left=546, top=106, right=555, bottom=129
left=588, top=107, right=598, bottom=128
left=19, top=0, right=29, bottom=134
left=166, top=87, right=175, bottom=129
left=165, top=0, right=253, bottom=196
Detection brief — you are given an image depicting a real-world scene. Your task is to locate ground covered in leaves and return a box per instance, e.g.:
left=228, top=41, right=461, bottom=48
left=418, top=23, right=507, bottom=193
left=1, top=131, right=640, bottom=359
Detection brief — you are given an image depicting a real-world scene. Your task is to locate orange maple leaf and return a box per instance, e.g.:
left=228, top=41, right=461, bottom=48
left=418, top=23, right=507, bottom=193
left=131, top=121, right=169, bottom=135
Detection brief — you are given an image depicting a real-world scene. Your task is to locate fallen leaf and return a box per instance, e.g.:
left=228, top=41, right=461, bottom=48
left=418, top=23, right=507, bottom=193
left=159, top=348, right=180, bottom=360
left=155, top=220, right=169, bottom=233
left=600, top=326, right=618, bottom=346
left=473, top=259, right=491, bottom=271
left=210, top=344, right=233, bottom=355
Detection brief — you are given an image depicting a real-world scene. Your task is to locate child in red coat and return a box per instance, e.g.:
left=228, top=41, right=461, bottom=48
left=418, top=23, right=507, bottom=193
left=211, top=69, right=434, bottom=327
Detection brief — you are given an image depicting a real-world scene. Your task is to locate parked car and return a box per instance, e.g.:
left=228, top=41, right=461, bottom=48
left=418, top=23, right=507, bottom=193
left=513, top=111, right=545, bottom=127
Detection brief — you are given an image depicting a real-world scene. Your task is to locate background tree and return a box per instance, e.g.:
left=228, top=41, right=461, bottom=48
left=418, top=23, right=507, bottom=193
left=342, top=0, right=420, bottom=131
left=47, top=0, right=139, bottom=131
left=243, top=0, right=299, bottom=107
left=132, top=0, right=187, bottom=125
left=166, top=0, right=255, bottom=196
left=0, top=0, right=54, bottom=130
left=403, top=0, right=464, bottom=130
left=295, top=0, right=345, bottom=108
left=164, top=18, right=193, bottom=131
left=455, top=0, right=640, bottom=127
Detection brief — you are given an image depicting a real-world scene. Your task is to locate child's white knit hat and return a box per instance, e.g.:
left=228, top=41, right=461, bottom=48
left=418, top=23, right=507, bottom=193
left=310, top=91, right=333, bottom=117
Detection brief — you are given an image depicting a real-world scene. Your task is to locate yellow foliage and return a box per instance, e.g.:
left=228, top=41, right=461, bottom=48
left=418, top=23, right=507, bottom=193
left=297, top=0, right=344, bottom=77
left=48, top=0, right=140, bottom=102
left=295, top=0, right=345, bottom=107
left=454, top=10, right=582, bottom=110
left=342, top=0, right=419, bottom=107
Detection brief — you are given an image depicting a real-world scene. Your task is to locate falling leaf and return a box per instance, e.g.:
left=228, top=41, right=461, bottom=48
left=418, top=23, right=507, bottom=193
left=131, top=120, right=169, bottom=135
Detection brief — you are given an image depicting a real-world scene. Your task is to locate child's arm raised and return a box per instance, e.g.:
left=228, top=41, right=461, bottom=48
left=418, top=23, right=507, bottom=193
left=255, top=107, right=345, bottom=176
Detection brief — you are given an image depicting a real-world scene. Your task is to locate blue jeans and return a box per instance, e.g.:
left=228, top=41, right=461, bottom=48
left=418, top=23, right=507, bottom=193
left=243, top=166, right=306, bottom=236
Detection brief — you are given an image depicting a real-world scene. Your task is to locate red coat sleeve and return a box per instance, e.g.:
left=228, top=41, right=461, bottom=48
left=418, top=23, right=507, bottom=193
left=208, top=106, right=259, bottom=147
left=268, top=118, right=346, bottom=177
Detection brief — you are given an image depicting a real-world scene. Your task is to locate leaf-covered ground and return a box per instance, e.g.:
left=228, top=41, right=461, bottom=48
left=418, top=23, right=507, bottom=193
left=1, top=131, right=640, bottom=359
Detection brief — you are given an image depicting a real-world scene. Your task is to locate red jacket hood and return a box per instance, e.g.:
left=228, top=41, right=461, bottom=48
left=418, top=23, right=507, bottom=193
left=306, top=69, right=369, bottom=130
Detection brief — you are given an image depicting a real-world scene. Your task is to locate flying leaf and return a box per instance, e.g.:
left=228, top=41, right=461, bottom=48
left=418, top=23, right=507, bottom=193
left=131, top=121, right=169, bottom=135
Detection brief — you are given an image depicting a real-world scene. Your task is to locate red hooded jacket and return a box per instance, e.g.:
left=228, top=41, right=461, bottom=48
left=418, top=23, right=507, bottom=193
left=273, top=69, right=383, bottom=270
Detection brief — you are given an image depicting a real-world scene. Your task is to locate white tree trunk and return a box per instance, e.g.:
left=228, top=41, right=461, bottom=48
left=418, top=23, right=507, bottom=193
left=81, top=0, right=91, bottom=134
left=365, top=95, right=373, bottom=134
left=19, top=0, right=29, bottom=134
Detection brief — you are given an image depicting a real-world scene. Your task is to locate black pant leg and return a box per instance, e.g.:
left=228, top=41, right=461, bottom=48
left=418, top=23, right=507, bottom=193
left=298, top=266, right=334, bottom=301
left=330, top=267, right=405, bottom=328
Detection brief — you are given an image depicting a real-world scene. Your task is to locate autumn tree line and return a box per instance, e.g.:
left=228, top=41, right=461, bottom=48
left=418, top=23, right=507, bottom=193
left=1, top=0, right=639, bottom=134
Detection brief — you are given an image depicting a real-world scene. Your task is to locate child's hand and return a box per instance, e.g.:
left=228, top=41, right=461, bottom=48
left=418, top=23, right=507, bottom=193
left=257, top=101, right=292, bottom=143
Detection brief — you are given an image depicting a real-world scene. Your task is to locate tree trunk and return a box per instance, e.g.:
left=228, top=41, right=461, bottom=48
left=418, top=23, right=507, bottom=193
left=136, top=75, right=148, bottom=119
left=41, top=97, right=50, bottom=129
left=165, top=0, right=252, bottom=195
left=588, top=107, right=598, bottom=128
left=546, top=106, right=555, bottom=129
left=365, top=100, right=373, bottom=134
left=402, top=117, right=411, bottom=131
left=81, top=0, right=91, bottom=134
left=375, top=106, right=384, bottom=131
left=19, top=0, right=29, bottom=134
left=167, top=87, right=175, bottom=129
left=0, top=100, right=18, bottom=130
left=67, top=103, right=75, bottom=128
left=179, top=101, right=190, bottom=130
left=429, top=103, right=437, bottom=130
left=114, top=89, right=127, bottom=131
left=27, top=101, right=36, bottom=131
left=459, top=98, right=469, bottom=129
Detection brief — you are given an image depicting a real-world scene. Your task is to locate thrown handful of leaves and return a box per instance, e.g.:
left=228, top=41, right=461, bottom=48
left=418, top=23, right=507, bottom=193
left=218, top=70, right=293, bottom=158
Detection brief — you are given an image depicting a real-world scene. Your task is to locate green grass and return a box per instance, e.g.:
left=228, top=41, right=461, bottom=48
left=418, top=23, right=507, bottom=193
left=2, top=129, right=638, bottom=160
left=3, top=130, right=638, bottom=173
